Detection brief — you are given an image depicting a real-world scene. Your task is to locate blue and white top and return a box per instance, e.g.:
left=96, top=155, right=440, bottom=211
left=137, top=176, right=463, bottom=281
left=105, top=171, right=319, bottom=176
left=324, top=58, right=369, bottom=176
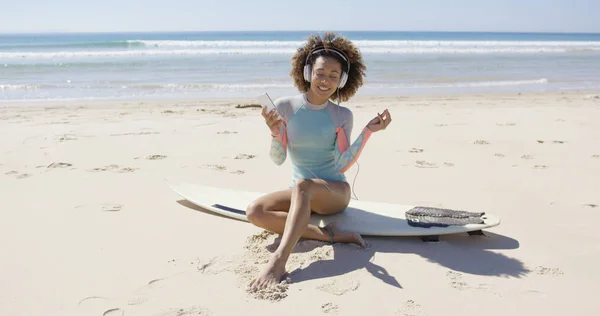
left=269, top=93, right=373, bottom=186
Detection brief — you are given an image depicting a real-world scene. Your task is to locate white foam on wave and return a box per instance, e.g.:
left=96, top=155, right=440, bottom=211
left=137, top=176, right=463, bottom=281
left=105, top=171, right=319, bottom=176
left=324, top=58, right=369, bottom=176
left=0, top=84, right=41, bottom=90
left=122, top=83, right=292, bottom=90
left=130, top=40, right=304, bottom=48
left=3, top=39, right=600, bottom=59
left=353, top=40, right=600, bottom=47
left=362, top=47, right=585, bottom=53
left=132, top=39, right=600, bottom=48
left=3, top=46, right=599, bottom=59
left=0, top=49, right=295, bottom=58
left=369, top=78, right=549, bottom=89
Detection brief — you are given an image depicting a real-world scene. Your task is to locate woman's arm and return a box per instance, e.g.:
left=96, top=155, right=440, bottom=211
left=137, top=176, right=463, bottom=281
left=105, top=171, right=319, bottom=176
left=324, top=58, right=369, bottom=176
left=333, top=110, right=373, bottom=173
left=333, top=108, right=391, bottom=173
left=269, top=124, right=288, bottom=165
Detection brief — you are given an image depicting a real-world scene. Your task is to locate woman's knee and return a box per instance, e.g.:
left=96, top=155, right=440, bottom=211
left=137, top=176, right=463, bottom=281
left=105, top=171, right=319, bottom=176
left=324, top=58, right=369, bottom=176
left=293, top=178, right=314, bottom=198
left=245, top=201, right=265, bottom=224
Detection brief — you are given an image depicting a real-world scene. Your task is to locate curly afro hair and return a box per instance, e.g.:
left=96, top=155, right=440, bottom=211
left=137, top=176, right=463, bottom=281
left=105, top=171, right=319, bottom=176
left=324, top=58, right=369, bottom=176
left=290, top=32, right=366, bottom=103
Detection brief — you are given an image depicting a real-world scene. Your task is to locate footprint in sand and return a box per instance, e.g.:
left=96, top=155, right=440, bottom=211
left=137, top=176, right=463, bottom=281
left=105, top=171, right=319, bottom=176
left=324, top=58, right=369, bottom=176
left=103, top=308, right=124, bottom=316
left=146, top=276, right=170, bottom=288
left=89, top=165, right=137, bottom=173
left=445, top=271, right=500, bottom=296
left=446, top=271, right=469, bottom=290
left=537, top=140, right=567, bottom=144
left=126, top=294, right=149, bottom=306
left=533, top=165, right=548, bottom=169
left=203, top=164, right=226, bottom=171
left=396, top=300, right=425, bottom=316
left=6, top=170, right=29, bottom=178
left=5, top=170, right=31, bottom=179
left=494, top=153, right=505, bottom=157
left=217, top=130, right=238, bottom=134
left=90, top=271, right=216, bottom=315
left=316, top=279, right=360, bottom=296
left=583, top=204, right=598, bottom=208
left=408, top=148, right=424, bottom=153
left=100, top=204, right=122, bottom=212
left=521, top=155, right=534, bottom=160
left=79, top=287, right=211, bottom=316
left=196, top=257, right=218, bottom=273
left=57, top=134, right=78, bottom=142
left=78, top=296, right=122, bottom=316
left=321, top=302, right=339, bottom=314
left=443, top=162, right=454, bottom=167
left=534, top=266, right=564, bottom=276
left=591, top=155, right=600, bottom=159
left=147, top=154, right=167, bottom=160
left=234, top=153, right=255, bottom=159
left=230, top=170, right=245, bottom=175
left=473, top=140, right=489, bottom=145
left=415, top=160, right=438, bottom=168
left=47, top=162, right=73, bottom=168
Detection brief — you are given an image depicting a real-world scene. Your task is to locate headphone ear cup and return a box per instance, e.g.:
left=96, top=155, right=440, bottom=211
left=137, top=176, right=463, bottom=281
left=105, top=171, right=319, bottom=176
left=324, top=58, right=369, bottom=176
left=303, top=65, right=311, bottom=82
left=338, top=72, right=348, bottom=89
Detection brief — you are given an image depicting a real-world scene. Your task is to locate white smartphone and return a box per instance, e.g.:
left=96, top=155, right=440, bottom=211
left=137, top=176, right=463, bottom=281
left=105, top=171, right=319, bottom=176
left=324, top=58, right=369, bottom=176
left=257, top=92, right=276, bottom=113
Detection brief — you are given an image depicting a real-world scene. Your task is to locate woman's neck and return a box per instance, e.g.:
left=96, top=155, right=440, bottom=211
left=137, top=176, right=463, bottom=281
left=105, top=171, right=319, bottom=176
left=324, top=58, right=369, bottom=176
left=303, top=93, right=329, bottom=110
left=305, top=91, right=329, bottom=105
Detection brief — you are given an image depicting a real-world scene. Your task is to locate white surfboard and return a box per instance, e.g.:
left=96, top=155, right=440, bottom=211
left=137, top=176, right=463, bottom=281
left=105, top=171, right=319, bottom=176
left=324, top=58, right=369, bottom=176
left=167, top=181, right=501, bottom=238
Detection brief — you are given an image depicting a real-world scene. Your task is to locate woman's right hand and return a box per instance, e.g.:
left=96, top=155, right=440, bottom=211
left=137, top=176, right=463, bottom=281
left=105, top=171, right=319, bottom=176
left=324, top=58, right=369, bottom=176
left=261, top=107, right=282, bottom=136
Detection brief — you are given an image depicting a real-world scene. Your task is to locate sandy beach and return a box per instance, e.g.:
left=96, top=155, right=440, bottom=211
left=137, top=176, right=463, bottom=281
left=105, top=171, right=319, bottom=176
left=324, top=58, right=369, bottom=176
left=1, top=91, right=600, bottom=316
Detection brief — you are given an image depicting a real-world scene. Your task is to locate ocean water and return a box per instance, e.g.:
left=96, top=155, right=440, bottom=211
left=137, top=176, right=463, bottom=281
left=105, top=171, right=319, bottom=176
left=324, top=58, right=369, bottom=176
left=1, top=31, right=600, bottom=103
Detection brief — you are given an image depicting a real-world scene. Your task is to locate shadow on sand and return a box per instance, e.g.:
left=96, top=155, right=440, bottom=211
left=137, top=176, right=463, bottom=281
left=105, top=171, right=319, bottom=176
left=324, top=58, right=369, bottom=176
left=287, top=232, right=526, bottom=290
left=177, top=199, right=528, bottom=290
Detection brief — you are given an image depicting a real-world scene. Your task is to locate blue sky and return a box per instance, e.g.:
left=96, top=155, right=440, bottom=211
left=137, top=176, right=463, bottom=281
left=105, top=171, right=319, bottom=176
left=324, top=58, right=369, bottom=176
left=1, top=0, right=599, bottom=33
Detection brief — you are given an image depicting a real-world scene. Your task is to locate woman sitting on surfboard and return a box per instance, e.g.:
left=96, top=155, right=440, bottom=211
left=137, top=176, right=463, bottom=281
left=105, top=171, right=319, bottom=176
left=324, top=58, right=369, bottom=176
left=246, top=32, right=392, bottom=291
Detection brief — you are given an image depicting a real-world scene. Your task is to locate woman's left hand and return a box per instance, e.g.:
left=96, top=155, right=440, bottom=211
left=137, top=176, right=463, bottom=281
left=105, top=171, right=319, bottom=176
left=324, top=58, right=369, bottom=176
left=366, top=109, right=392, bottom=132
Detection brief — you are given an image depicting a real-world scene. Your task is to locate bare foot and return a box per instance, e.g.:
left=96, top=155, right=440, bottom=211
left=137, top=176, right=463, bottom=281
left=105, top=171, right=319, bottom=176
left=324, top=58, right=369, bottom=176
left=250, top=254, right=287, bottom=291
left=325, top=223, right=366, bottom=248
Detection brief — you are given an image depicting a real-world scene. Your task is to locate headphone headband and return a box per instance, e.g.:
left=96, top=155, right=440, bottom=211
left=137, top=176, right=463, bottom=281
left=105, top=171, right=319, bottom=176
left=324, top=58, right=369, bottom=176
left=304, top=46, right=350, bottom=73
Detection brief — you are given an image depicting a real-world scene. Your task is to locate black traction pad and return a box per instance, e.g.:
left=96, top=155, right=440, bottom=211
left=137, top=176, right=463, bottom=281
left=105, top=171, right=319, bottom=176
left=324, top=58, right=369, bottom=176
left=406, top=206, right=485, bottom=228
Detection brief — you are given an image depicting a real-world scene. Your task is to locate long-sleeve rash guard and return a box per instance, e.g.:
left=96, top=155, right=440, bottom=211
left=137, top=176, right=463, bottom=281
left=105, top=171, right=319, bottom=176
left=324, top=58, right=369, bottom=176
left=269, top=93, right=373, bottom=186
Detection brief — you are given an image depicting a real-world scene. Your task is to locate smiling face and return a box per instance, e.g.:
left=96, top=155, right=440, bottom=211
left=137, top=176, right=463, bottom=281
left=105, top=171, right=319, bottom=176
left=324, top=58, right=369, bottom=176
left=306, top=56, right=343, bottom=105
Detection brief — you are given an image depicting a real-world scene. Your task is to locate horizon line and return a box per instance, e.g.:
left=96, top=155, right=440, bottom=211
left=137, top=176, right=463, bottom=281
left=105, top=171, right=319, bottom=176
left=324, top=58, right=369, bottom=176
left=1, top=29, right=600, bottom=35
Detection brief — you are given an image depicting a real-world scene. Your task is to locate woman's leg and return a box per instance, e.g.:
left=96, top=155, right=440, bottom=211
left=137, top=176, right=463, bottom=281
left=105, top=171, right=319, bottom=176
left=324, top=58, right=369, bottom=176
left=245, top=188, right=329, bottom=241
left=247, top=178, right=365, bottom=291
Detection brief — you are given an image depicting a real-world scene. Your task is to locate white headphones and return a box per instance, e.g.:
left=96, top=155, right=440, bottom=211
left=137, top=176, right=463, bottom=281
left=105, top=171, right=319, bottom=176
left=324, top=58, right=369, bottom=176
left=303, top=46, right=350, bottom=89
